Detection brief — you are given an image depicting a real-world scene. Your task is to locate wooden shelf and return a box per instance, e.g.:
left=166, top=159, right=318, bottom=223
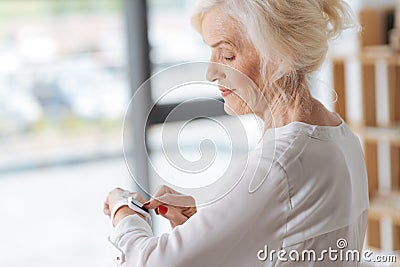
left=369, top=192, right=400, bottom=224
left=364, top=127, right=400, bottom=144
left=335, top=6, right=400, bottom=253
left=360, top=46, right=400, bottom=63
left=331, top=45, right=400, bottom=63
left=349, top=124, right=400, bottom=144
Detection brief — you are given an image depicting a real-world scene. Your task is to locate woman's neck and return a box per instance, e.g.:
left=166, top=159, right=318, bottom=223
left=261, top=92, right=341, bottom=129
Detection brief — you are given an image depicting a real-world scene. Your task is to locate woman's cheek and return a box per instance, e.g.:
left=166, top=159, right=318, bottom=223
left=227, top=94, right=252, bottom=115
left=222, top=55, right=261, bottom=115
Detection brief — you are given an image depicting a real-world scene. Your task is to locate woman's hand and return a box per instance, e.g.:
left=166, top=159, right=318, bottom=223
left=103, top=188, right=147, bottom=226
left=144, top=185, right=197, bottom=229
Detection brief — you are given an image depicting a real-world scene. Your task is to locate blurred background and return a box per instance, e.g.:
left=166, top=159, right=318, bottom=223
left=0, top=0, right=398, bottom=266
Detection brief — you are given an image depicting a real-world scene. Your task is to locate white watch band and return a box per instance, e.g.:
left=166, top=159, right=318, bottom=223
left=127, top=199, right=152, bottom=226
left=110, top=198, right=152, bottom=226
left=110, top=199, right=129, bottom=223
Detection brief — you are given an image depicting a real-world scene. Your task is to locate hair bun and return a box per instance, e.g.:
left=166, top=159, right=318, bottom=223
left=321, top=0, right=359, bottom=39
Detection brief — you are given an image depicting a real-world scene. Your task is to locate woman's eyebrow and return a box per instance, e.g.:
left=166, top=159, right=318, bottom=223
left=207, top=40, right=235, bottom=48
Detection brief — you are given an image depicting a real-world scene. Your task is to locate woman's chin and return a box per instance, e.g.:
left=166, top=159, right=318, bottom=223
left=223, top=103, right=249, bottom=116
left=224, top=105, right=236, bottom=116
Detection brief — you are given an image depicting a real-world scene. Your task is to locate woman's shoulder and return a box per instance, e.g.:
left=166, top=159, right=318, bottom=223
left=253, top=119, right=359, bottom=168
left=247, top=123, right=368, bottom=247
left=250, top=128, right=309, bottom=168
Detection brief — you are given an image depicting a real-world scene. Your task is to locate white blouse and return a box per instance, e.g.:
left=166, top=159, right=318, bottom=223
left=109, top=115, right=369, bottom=267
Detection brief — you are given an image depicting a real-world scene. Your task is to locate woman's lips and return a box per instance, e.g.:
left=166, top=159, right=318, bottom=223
left=219, top=87, right=235, bottom=97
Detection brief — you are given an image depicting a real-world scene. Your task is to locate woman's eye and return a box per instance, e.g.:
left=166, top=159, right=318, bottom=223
left=224, top=56, right=235, bottom=61
left=216, top=49, right=235, bottom=62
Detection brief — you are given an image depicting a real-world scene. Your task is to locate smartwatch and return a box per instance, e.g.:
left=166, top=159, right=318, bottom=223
left=128, top=196, right=149, bottom=214
left=111, top=197, right=152, bottom=226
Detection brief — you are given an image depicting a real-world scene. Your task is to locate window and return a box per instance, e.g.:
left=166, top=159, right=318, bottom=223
left=0, top=1, right=131, bottom=266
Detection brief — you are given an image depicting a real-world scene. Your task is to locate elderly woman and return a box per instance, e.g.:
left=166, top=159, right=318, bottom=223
left=104, top=0, right=369, bottom=266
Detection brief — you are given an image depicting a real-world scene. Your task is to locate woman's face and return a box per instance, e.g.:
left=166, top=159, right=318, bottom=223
left=201, top=8, right=264, bottom=116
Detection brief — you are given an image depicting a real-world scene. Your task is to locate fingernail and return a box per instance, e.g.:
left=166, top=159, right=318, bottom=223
left=159, top=205, right=168, bottom=215
left=144, top=201, right=150, bottom=206
left=155, top=208, right=159, bottom=215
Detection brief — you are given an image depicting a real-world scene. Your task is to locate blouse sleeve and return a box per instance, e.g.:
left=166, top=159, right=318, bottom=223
left=109, top=156, right=290, bottom=267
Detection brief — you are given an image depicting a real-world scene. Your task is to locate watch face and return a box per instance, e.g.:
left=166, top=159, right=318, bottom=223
left=129, top=197, right=149, bottom=213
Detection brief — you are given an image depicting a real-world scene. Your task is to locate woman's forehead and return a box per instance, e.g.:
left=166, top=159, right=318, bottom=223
left=201, top=8, right=242, bottom=48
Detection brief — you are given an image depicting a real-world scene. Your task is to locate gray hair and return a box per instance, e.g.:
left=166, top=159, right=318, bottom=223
left=191, top=0, right=358, bottom=113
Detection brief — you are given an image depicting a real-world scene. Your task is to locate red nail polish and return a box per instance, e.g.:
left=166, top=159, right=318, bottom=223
left=144, top=201, right=150, bottom=206
left=159, top=205, right=168, bottom=215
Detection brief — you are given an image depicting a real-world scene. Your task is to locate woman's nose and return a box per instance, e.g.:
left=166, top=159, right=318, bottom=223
left=206, top=62, right=226, bottom=82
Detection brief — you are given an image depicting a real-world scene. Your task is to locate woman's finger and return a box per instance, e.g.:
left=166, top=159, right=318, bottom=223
left=158, top=205, right=188, bottom=227
left=103, top=202, right=111, bottom=216
left=144, top=185, right=192, bottom=208
left=145, top=193, right=195, bottom=209
left=181, top=206, right=197, bottom=218
left=152, top=185, right=181, bottom=198
left=144, top=198, right=164, bottom=210
left=158, top=193, right=195, bottom=207
left=106, top=188, right=140, bottom=209
left=149, top=185, right=185, bottom=204
left=134, top=193, right=148, bottom=204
